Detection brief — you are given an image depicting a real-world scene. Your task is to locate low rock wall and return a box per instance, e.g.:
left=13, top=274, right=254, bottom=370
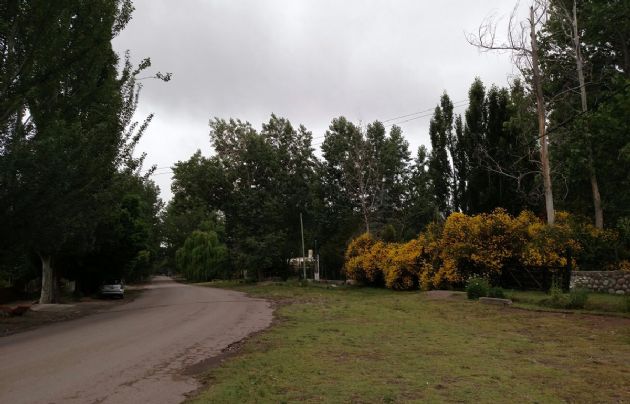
left=570, top=271, right=630, bottom=295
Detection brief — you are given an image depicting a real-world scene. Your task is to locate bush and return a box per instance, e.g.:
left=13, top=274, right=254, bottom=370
left=343, top=233, right=376, bottom=282
left=544, top=284, right=567, bottom=308
left=381, top=239, right=423, bottom=290
left=424, top=209, right=581, bottom=289
left=345, top=233, right=427, bottom=290
left=466, top=276, right=490, bottom=300
left=439, top=209, right=521, bottom=285
left=343, top=209, right=626, bottom=292
left=488, top=287, right=506, bottom=299
left=567, top=289, right=589, bottom=309
left=344, top=233, right=381, bottom=284
left=542, top=286, right=589, bottom=309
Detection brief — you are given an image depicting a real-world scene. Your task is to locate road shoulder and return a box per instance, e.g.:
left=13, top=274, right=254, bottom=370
left=0, top=288, right=144, bottom=337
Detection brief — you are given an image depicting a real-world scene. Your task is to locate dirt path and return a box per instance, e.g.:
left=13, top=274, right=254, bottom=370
left=0, top=290, right=144, bottom=337
left=0, top=276, right=273, bottom=404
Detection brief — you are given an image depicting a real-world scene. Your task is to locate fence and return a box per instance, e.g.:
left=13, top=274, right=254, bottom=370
left=500, top=262, right=572, bottom=292
left=493, top=248, right=582, bottom=292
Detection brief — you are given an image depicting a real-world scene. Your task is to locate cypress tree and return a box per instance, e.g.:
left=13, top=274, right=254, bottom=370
left=428, top=103, right=452, bottom=216
left=463, top=78, right=487, bottom=214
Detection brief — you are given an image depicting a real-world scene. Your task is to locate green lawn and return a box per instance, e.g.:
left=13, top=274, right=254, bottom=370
left=508, top=289, right=630, bottom=314
left=191, top=282, right=630, bottom=403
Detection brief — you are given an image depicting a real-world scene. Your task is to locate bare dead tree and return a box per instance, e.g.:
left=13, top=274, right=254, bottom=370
left=467, top=0, right=556, bottom=224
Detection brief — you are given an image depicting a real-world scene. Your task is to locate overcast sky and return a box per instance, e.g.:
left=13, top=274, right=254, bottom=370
left=112, top=0, right=521, bottom=201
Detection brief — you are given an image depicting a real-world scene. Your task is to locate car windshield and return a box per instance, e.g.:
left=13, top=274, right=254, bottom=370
left=104, top=280, right=121, bottom=285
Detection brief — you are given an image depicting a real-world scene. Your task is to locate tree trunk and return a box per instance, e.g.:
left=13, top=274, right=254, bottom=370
left=39, top=255, right=56, bottom=304
left=572, top=0, right=604, bottom=228
left=530, top=6, right=555, bottom=225
left=590, top=171, right=603, bottom=228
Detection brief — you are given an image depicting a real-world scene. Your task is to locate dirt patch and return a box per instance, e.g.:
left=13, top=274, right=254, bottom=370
left=181, top=327, right=265, bottom=378
left=423, top=290, right=466, bottom=300
left=0, top=289, right=143, bottom=337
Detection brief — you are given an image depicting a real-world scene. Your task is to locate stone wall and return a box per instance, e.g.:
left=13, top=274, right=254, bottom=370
left=570, top=271, right=630, bottom=295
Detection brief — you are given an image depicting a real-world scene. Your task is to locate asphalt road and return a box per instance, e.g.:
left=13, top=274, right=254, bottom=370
left=0, top=276, right=273, bottom=404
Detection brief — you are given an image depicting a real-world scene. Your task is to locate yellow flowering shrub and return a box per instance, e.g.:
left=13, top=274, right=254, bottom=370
left=344, top=210, right=621, bottom=290
left=343, top=233, right=384, bottom=285
left=520, top=212, right=579, bottom=267
left=381, top=238, right=423, bottom=290
left=417, top=225, right=444, bottom=289
left=437, top=209, right=524, bottom=285
left=363, top=240, right=387, bottom=283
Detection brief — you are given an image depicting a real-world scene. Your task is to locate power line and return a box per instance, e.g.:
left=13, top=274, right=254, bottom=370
left=381, top=99, right=468, bottom=123
left=310, top=100, right=470, bottom=146
left=139, top=166, right=172, bottom=174
left=385, top=102, right=468, bottom=127
left=309, top=99, right=468, bottom=142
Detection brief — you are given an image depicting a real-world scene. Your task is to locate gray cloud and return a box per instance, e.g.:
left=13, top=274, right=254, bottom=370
left=113, top=0, right=520, bottom=200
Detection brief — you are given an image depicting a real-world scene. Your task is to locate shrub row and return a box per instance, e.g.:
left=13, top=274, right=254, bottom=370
left=344, top=209, right=627, bottom=291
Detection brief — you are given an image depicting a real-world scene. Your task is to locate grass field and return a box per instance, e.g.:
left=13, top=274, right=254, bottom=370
left=192, top=282, right=630, bottom=403
left=507, top=289, right=630, bottom=314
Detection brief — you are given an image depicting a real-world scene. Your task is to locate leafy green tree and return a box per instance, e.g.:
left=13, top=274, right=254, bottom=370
left=0, top=1, right=134, bottom=303
left=198, top=116, right=317, bottom=280
left=586, top=83, right=630, bottom=224
left=502, top=80, right=541, bottom=213
left=162, top=151, right=229, bottom=268
left=540, top=0, right=630, bottom=228
left=369, top=123, right=411, bottom=231
left=402, top=145, right=436, bottom=238
left=316, top=117, right=412, bottom=272
left=449, top=115, right=467, bottom=212
left=313, top=119, right=362, bottom=277
left=320, top=118, right=410, bottom=233
left=261, top=115, right=317, bottom=272
left=427, top=95, right=453, bottom=215
left=482, top=85, right=513, bottom=212
left=462, top=78, right=487, bottom=214
left=62, top=171, right=162, bottom=293
left=0, top=1, right=168, bottom=301
left=439, top=79, right=539, bottom=216
left=176, top=230, right=227, bottom=282
left=320, top=117, right=374, bottom=232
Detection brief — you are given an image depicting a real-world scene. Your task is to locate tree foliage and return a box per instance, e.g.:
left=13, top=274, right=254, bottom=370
left=176, top=230, right=227, bottom=282
left=0, top=1, right=166, bottom=299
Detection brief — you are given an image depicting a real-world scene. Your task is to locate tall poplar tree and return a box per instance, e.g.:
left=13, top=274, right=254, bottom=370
left=1, top=1, right=137, bottom=303
left=403, top=145, right=435, bottom=237
left=463, top=78, right=487, bottom=214
left=450, top=114, right=467, bottom=212
left=427, top=96, right=453, bottom=216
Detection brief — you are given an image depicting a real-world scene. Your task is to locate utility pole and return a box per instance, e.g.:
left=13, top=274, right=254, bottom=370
left=300, top=212, right=306, bottom=280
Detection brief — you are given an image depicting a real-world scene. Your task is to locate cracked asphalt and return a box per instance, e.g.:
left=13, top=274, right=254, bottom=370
left=0, top=276, right=273, bottom=404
